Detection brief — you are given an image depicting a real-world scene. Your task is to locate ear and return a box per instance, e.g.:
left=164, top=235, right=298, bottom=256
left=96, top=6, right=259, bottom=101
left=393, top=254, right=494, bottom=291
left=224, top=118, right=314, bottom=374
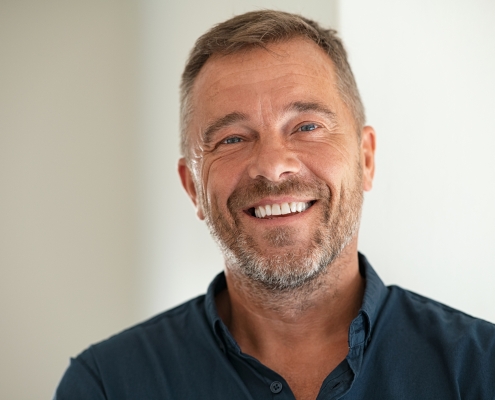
left=178, top=158, right=205, bottom=220
left=360, top=126, right=376, bottom=192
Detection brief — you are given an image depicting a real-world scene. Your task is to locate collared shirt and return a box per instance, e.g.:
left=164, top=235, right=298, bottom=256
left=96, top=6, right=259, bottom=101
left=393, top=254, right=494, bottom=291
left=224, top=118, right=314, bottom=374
left=54, top=254, right=495, bottom=399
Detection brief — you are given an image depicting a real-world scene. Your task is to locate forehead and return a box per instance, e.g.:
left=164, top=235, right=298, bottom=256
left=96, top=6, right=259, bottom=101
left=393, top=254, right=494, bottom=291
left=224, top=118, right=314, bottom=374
left=188, top=38, right=346, bottom=134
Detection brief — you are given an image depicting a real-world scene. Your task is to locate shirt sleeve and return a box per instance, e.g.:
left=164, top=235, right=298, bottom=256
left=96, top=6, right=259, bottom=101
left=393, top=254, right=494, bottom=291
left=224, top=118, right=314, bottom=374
left=53, top=350, right=107, bottom=400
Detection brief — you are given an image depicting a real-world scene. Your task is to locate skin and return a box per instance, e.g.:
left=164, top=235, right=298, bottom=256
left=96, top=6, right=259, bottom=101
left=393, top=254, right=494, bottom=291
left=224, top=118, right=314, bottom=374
left=178, top=38, right=376, bottom=400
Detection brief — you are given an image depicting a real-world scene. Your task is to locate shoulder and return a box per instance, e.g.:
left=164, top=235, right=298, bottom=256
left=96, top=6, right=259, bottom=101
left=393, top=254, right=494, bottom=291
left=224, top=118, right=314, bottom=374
left=54, top=295, right=227, bottom=399
left=361, top=285, right=495, bottom=398
left=387, top=285, right=495, bottom=337
left=80, top=295, right=216, bottom=378
left=84, top=294, right=212, bottom=362
left=382, top=286, right=495, bottom=371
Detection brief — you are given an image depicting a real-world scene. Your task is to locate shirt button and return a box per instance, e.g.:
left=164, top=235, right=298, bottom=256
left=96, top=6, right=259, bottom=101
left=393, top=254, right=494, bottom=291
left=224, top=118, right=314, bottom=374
left=270, top=381, right=283, bottom=394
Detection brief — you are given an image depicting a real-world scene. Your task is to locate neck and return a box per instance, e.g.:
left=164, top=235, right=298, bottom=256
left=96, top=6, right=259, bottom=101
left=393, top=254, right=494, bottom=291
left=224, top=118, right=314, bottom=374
left=216, top=239, right=365, bottom=358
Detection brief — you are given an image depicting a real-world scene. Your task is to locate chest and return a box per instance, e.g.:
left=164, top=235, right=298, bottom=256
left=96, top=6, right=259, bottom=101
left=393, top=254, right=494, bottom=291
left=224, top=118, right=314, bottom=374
left=268, top=348, right=348, bottom=400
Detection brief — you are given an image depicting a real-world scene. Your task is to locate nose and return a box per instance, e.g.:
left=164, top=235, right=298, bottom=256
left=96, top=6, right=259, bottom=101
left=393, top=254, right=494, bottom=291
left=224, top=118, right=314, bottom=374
left=247, top=135, right=301, bottom=182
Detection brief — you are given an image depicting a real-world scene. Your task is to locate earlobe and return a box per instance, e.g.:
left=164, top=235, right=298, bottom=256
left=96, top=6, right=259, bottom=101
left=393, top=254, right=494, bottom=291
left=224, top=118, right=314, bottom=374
left=178, top=158, right=205, bottom=220
left=360, top=126, right=376, bottom=192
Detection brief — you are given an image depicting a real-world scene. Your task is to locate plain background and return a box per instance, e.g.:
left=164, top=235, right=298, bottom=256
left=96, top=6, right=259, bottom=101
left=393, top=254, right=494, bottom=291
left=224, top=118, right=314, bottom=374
left=1, top=1, right=494, bottom=398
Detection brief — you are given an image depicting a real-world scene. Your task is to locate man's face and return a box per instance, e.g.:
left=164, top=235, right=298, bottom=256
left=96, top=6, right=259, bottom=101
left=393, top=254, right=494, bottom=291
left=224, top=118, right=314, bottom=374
left=179, top=38, right=375, bottom=290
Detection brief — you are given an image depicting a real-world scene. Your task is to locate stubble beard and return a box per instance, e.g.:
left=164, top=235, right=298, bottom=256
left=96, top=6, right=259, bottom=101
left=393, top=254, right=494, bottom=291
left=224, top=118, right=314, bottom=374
left=202, top=172, right=363, bottom=293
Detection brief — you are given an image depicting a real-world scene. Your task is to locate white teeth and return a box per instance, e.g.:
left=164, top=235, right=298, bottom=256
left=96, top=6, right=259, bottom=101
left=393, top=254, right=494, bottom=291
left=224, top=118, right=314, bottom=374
left=272, top=204, right=281, bottom=215
left=281, top=203, right=291, bottom=214
left=254, top=201, right=311, bottom=218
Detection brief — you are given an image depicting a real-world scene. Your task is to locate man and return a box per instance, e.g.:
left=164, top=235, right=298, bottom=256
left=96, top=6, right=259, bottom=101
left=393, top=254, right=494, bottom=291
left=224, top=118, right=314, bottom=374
left=55, top=10, right=495, bottom=399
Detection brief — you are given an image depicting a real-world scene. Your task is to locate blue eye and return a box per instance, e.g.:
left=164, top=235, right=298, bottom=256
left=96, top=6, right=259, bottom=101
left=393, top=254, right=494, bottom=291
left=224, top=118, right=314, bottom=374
left=299, top=123, right=317, bottom=132
left=223, top=136, right=242, bottom=144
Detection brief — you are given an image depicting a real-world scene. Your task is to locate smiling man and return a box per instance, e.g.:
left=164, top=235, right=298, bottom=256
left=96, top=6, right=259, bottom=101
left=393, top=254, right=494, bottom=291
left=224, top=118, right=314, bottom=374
left=55, top=10, right=495, bottom=400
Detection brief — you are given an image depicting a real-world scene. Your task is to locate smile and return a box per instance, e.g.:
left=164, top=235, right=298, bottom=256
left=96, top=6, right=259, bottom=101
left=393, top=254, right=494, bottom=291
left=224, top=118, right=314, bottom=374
left=248, top=201, right=316, bottom=219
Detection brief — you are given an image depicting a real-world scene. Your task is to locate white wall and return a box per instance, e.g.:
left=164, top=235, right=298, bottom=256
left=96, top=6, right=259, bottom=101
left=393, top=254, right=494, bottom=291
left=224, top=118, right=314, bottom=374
left=339, top=0, right=495, bottom=322
left=0, top=1, right=139, bottom=399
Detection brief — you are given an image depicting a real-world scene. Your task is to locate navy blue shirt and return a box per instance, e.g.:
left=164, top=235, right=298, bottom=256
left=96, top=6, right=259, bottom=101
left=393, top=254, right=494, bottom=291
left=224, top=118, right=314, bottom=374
left=54, top=254, right=495, bottom=399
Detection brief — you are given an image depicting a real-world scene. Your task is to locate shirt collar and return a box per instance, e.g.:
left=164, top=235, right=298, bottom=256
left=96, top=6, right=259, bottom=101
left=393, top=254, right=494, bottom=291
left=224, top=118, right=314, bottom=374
left=204, top=271, right=236, bottom=353
left=351, top=252, right=389, bottom=348
left=204, top=252, right=388, bottom=351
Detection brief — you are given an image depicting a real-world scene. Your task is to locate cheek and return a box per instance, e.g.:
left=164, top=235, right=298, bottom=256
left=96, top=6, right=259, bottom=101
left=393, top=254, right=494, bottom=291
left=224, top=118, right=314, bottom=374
left=202, top=155, right=246, bottom=209
left=297, top=142, right=351, bottom=183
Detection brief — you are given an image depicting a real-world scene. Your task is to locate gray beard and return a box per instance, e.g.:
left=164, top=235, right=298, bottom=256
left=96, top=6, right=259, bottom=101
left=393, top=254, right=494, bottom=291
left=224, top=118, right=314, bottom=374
left=203, top=174, right=363, bottom=292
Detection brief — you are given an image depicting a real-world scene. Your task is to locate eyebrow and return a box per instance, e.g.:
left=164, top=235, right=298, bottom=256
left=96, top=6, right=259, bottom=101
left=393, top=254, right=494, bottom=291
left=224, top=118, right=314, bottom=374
left=202, top=112, right=248, bottom=145
left=283, top=101, right=337, bottom=121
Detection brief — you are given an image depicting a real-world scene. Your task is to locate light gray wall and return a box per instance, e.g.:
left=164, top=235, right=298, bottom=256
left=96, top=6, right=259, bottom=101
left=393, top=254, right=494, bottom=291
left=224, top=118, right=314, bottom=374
left=0, top=1, right=139, bottom=398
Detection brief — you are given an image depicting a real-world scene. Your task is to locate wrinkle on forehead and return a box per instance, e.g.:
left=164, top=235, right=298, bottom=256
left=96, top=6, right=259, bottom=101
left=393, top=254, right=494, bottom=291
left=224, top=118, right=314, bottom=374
left=191, top=38, right=336, bottom=103
left=199, top=67, right=335, bottom=104
left=211, top=66, right=325, bottom=91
